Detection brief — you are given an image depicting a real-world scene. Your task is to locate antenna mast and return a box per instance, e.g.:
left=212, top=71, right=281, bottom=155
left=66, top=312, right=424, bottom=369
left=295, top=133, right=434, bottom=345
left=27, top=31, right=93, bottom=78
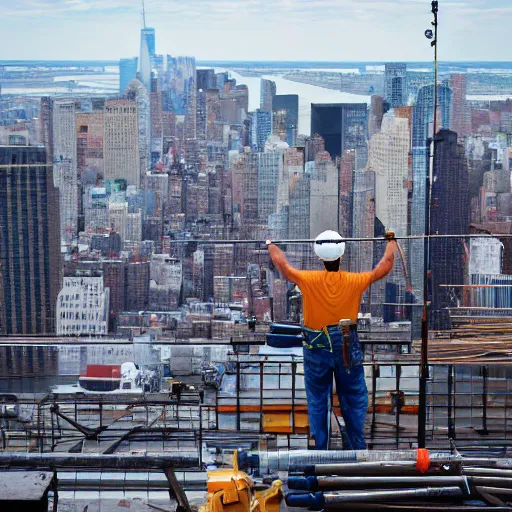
left=141, top=0, right=147, bottom=28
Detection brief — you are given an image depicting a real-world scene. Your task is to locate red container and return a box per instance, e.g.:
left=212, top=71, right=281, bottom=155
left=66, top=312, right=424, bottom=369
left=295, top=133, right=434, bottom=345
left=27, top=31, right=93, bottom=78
left=81, top=365, right=121, bottom=379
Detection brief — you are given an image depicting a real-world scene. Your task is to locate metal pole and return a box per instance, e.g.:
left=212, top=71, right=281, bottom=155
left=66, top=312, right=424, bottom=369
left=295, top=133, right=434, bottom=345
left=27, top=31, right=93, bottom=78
left=482, top=365, right=489, bottom=435
left=418, top=0, right=439, bottom=449
left=162, top=234, right=512, bottom=245
left=0, top=453, right=200, bottom=469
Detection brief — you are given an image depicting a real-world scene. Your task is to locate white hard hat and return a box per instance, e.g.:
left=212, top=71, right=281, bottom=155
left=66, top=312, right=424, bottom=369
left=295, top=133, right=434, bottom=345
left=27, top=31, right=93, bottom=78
left=314, top=230, right=345, bottom=261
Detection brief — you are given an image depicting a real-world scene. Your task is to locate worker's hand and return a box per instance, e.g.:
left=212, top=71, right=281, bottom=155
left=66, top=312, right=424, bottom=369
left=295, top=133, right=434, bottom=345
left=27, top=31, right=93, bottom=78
left=385, top=230, right=396, bottom=241
left=266, top=239, right=273, bottom=246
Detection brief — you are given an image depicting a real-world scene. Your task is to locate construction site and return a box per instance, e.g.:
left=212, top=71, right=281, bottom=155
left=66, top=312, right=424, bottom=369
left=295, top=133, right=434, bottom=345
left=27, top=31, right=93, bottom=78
left=0, top=227, right=511, bottom=511
left=4, top=0, right=512, bottom=508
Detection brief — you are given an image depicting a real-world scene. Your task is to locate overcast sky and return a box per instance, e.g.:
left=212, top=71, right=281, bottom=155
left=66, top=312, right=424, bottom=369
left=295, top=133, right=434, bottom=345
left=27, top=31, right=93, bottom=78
left=1, top=0, right=511, bottom=62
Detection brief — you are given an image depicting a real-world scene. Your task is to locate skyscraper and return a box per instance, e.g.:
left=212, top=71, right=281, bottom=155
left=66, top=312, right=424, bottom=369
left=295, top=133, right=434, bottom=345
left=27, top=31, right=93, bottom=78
left=260, top=79, right=276, bottom=112
left=450, top=74, right=471, bottom=142
left=0, top=146, right=61, bottom=334
left=125, top=79, right=151, bottom=177
left=103, top=100, right=141, bottom=187
left=197, top=69, right=216, bottom=91
left=368, top=113, right=409, bottom=240
left=311, top=103, right=368, bottom=163
left=367, top=113, right=409, bottom=299
left=139, top=28, right=155, bottom=90
left=309, top=152, right=338, bottom=237
left=384, top=63, right=407, bottom=108
left=258, top=151, right=283, bottom=224
left=52, top=99, right=78, bottom=243
left=351, top=169, right=375, bottom=274
left=141, top=27, right=156, bottom=57
left=410, top=84, right=452, bottom=296
left=429, top=129, right=469, bottom=328
left=272, top=94, right=298, bottom=146
left=250, top=110, right=272, bottom=152
left=119, top=57, right=138, bottom=94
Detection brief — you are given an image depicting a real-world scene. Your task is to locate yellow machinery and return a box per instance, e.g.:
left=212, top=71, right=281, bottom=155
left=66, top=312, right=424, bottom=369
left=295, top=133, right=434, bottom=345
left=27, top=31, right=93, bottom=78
left=199, top=451, right=283, bottom=512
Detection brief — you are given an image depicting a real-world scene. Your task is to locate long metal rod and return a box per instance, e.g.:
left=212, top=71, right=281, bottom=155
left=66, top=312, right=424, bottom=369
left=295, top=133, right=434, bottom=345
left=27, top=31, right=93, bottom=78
left=163, top=234, right=512, bottom=244
left=418, top=0, right=439, bottom=450
left=0, top=453, right=200, bottom=469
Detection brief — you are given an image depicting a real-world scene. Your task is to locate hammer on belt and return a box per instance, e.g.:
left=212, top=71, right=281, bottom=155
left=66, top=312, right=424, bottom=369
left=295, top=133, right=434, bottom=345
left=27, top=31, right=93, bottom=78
left=338, top=319, right=356, bottom=370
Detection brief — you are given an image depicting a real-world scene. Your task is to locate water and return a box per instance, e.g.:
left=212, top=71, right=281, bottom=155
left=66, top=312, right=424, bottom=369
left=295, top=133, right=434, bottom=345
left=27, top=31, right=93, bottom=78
left=216, top=68, right=370, bottom=135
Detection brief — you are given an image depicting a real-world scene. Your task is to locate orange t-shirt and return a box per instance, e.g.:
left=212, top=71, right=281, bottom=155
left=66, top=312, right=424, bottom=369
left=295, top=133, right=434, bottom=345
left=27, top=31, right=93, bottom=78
left=286, top=269, right=372, bottom=330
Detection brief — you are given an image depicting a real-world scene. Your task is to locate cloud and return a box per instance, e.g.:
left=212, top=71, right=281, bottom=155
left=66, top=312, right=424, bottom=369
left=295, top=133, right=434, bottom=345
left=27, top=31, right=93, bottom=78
left=1, top=0, right=511, bottom=60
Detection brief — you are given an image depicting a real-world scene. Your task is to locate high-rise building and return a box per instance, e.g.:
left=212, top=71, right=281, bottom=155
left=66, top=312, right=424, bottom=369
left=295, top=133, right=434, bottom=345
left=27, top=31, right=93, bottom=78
left=410, top=84, right=451, bottom=297
left=139, top=28, right=155, bottom=90
left=126, top=211, right=142, bottom=242
left=149, top=255, right=182, bottom=310
left=76, top=112, right=104, bottom=179
left=52, top=100, right=78, bottom=243
left=126, top=261, right=150, bottom=311
left=367, top=113, right=409, bottom=302
left=0, top=146, right=61, bottom=334
left=141, top=27, right=156, bottom=56
left=197, top=69, right=216, bottom=90
left=250, top=110, right=272, bottom=152
left=368, top=113, right=409, bottom=239
left=260, top=79, right=276, bottom=112
left=384, top=63, right=407, bottom=108
left=56, top=274, right=110, bottom=336
left=109, top=202, right=129, bottom=241
left=288, top=173, right=310, bottom=239
left=450, top=74, right=471, bottom=142
left=272, top=94, right=298, bottom=146
left=84, top=186, right=109, bottom=234
left=119, top=57, right=138, bottom=94
left=258, top=150, right=283, bottom=224
left=429, top=129, right=469, bottom=328
left=339, top=149, right=356, bottom=239
left=125, top=79, right=150, bottom=178
left=103, top=100, right=140, bottom=187
left=351, top=170, right=375, bottom=274
left=231, top=151, right=259, bottom=230
left=311, top=103, right=368, bottom=163
left=39, top=97, right=53, bottom=161
left=369, top=95, right=384, bottom=136
left=309, top=152, right=338, bottom=237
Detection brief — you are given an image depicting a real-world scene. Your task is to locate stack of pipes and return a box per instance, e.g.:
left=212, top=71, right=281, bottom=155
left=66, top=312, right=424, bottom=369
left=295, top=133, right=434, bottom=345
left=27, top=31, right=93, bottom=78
left=283, top=451, right=512, bottom=510
left=237, top=449, right=512, bottom=510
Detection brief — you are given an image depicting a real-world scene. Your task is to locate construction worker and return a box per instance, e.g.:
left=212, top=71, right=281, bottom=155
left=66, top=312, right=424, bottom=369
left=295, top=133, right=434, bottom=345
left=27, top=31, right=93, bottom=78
left=266, top=230, right=396, bottom=450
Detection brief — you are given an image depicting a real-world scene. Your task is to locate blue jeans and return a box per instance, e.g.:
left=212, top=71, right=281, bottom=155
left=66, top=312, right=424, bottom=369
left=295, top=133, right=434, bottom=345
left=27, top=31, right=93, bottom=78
left=303, top=325, right=368, bottom=450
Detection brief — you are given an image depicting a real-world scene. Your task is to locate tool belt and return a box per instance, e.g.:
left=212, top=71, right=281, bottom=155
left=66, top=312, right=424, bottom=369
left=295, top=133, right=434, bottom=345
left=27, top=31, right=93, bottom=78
left=303, top=322, right=363, bottom=369
left=265, top=322, right=363, bottom=368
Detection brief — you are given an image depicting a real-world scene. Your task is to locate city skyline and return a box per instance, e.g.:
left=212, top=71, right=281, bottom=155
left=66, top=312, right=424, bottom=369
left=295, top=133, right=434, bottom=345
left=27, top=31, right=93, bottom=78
left=2, top=0, right=512, bottom=61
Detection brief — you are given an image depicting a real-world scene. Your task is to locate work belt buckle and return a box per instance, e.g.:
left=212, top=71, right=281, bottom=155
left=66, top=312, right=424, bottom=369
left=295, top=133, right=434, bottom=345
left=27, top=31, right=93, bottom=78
left=339, top=319, right=356, bottom=372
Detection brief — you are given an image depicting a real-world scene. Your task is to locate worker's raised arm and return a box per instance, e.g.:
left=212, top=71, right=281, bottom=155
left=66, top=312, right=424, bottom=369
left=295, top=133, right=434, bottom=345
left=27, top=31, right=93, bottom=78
left=369, top=239, right=397, bottom=283
left=267, top=241, right=301, bottom=284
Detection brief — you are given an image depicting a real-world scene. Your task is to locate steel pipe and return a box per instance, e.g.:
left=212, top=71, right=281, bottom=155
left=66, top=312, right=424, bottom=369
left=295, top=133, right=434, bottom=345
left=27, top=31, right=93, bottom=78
left=164, top=234, right=512, bottom=245
left=288, top=475, right=467, bottom=492
left=0, top=452, right=200, bottom=469
left=304, top=460, right=452, bottom=477
left=251, top=450, right=454, bottom=473
left=286, top=487, right=464, bottom=510
left=322, top=486, right=464, bottom=505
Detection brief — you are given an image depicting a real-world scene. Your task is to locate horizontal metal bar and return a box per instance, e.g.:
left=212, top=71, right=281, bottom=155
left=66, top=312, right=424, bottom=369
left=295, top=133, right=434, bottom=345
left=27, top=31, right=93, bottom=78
left=163, top=234, right=512, bottom=244
left=0, top=453, right=200, bottom=469
left=440, top=284, right=512, bottom=288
